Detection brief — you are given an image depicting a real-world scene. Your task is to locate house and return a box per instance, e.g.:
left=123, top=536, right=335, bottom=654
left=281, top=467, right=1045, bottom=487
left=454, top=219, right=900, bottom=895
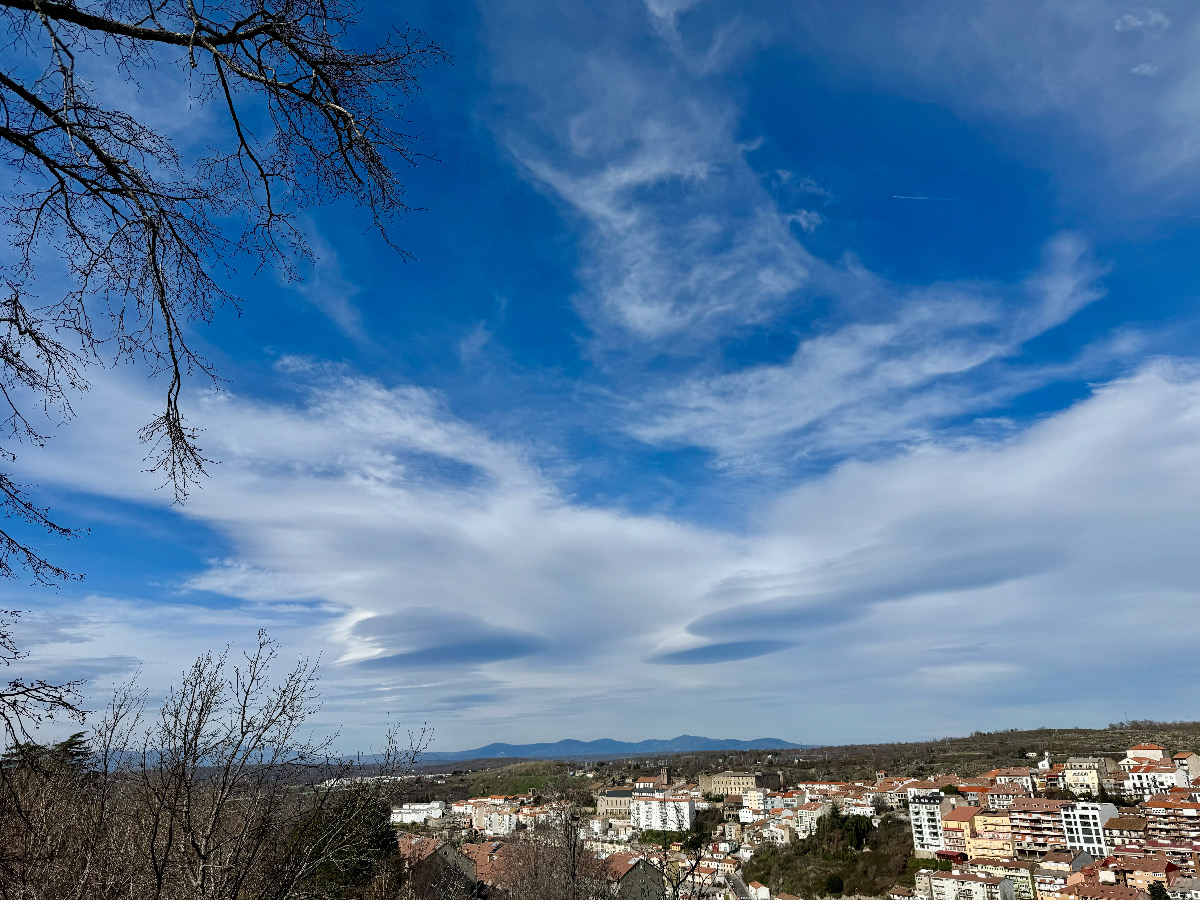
left=605, top=853, right=665, bottom=900
left=1122, top=746, right=1170, bottom=771
left=748, top=880, right=771, bottom=899
left=1064, top=760, right=1120, bottom=798
left=459, top=840, right=515, bottom=887
left=959, top=786, right=993, bottom=806
left=396, top=836, right=477, bottom=898
left=889, top=886, right=915, bottom=900
left=1098, top=855, right=1182, bottom=891
left=929, top=871, right=1016, bottom=900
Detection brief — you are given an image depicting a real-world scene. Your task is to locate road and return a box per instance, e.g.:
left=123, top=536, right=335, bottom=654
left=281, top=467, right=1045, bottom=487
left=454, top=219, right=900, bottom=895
left=727, top=872, right=752, bottom=900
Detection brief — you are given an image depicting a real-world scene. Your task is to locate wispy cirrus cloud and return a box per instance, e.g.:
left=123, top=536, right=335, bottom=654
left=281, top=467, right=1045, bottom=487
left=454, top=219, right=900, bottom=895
left=631, top=234, right=1108, bottom=462
left=487, top=4, right=816, bottom=346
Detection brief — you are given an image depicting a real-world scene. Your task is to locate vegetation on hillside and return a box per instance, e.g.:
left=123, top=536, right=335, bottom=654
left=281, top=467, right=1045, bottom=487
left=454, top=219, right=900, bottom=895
left=743, top=809, right=914, bottom=898
left=522, top=721, right=1200, bottom=787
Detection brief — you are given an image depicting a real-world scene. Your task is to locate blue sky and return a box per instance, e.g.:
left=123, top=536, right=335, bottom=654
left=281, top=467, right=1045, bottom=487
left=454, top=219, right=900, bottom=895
left=8, top=0, right=1200, bottom=751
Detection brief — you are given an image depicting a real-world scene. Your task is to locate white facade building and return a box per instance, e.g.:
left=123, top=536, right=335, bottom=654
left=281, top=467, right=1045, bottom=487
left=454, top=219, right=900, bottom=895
left=1061, top=802, right=1118, bottom=858
left=390, top=800, right=446, bottom=824
left=1125, top=764, right=1190, bottom=800
left=909, top=786, right=952, bottom=857
left=631, top=796, right=695, bottom=832
left=481, top=808, right=519, bottom=835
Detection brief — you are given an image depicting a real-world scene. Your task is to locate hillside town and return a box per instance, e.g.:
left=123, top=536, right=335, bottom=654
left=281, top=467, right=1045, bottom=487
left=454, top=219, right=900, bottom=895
left=392, top=742, right=1200, bottom=900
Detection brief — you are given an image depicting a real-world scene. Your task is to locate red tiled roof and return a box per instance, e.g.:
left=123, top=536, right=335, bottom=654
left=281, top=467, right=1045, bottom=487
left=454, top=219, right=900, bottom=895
left=943, top=806, right=984, bottom=822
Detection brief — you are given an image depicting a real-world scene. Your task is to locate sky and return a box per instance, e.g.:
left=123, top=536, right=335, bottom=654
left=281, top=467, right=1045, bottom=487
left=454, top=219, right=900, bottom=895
left=7, top=0, right=1200, bottom=752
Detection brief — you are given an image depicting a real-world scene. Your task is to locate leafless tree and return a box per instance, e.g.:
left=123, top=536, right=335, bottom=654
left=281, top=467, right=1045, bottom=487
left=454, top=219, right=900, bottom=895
left=0, top=608, right=83, bottom=746
left=0, top=631, right=428, bottom=900
left=0, top=0, right=446, bottom=743
left=492, top=806, right=612, bottom=900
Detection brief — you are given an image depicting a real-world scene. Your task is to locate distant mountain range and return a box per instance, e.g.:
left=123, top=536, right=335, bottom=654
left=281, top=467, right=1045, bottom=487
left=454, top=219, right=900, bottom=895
left=420, top=734, right=808, bottom=762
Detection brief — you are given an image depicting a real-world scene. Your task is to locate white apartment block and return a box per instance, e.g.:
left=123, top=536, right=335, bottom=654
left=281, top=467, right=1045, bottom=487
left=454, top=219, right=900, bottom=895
left=1126, top=763, right=1190, bottom=800
left=1061, top=802, right=1118, bottom=858
left=482, top=809, right=519, bottom=835
left=631, top=796, right=695, bottom=832
left=909, top=787, right=952, bottom=857
left=795, top=802, right=829, bottom=837
left=390, top=800, right=446, bottom=824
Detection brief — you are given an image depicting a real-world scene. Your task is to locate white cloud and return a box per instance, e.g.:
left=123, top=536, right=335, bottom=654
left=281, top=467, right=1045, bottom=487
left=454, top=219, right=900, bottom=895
left=1115, top=8, right=1171, bottom=32
left=14, top=358, right=1200, bottom=746
left=785, top=0, right=1200, bottom=187
left=631, top=234, right=1106, bottom=461
left=487, top=7, right=818, bottom=346
left=293, top=230, right=366, bottom=339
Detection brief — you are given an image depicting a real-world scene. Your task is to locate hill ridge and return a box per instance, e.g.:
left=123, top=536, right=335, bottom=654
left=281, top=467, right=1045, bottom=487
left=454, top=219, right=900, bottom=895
left=422, top=733, right=806, bottom=761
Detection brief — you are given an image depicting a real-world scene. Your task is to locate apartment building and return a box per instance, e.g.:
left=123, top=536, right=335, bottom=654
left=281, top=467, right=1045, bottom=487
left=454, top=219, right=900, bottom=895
left=630, top=796, right=694, bottom=832
left=910, top=784, right=955, bottom=857
left=1111, top=839, right=1200, bottom=875
left=1168, top=877, right=1200, bottom=900
left=1126, top=762, right=1191, bottom=800
left=929, top=871, right=1016, bottom=900
left=967, top=809, right=1016, bottom=859
left=1174, top=753, right=1200, bottom=784
left=989, top=785, right=1033, bottom=809
left=942, top=806, right=982, bottom=857
left=1143, top=799, right=1200, bottom=841
left=1009, top=798, right=1069, bottom=855
left=795, top=801, right=829, bottom=838
left=1061, top=802, right=1119, bottom=858
left=989, top=769, right=1038, bottom=793
left=969, top=858, right=1037, bottom=900
left=481, top=808, right=518, bottom=836
left=391, top=800, right=446, bottom=824
left=1063, top=883, right=1145, bottom=900
left=1033, top=850, right=1094, bottom=900
left=1063, top=759, right=1119, bottom=798
left=1105, top=816, right=1151, bottom=845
